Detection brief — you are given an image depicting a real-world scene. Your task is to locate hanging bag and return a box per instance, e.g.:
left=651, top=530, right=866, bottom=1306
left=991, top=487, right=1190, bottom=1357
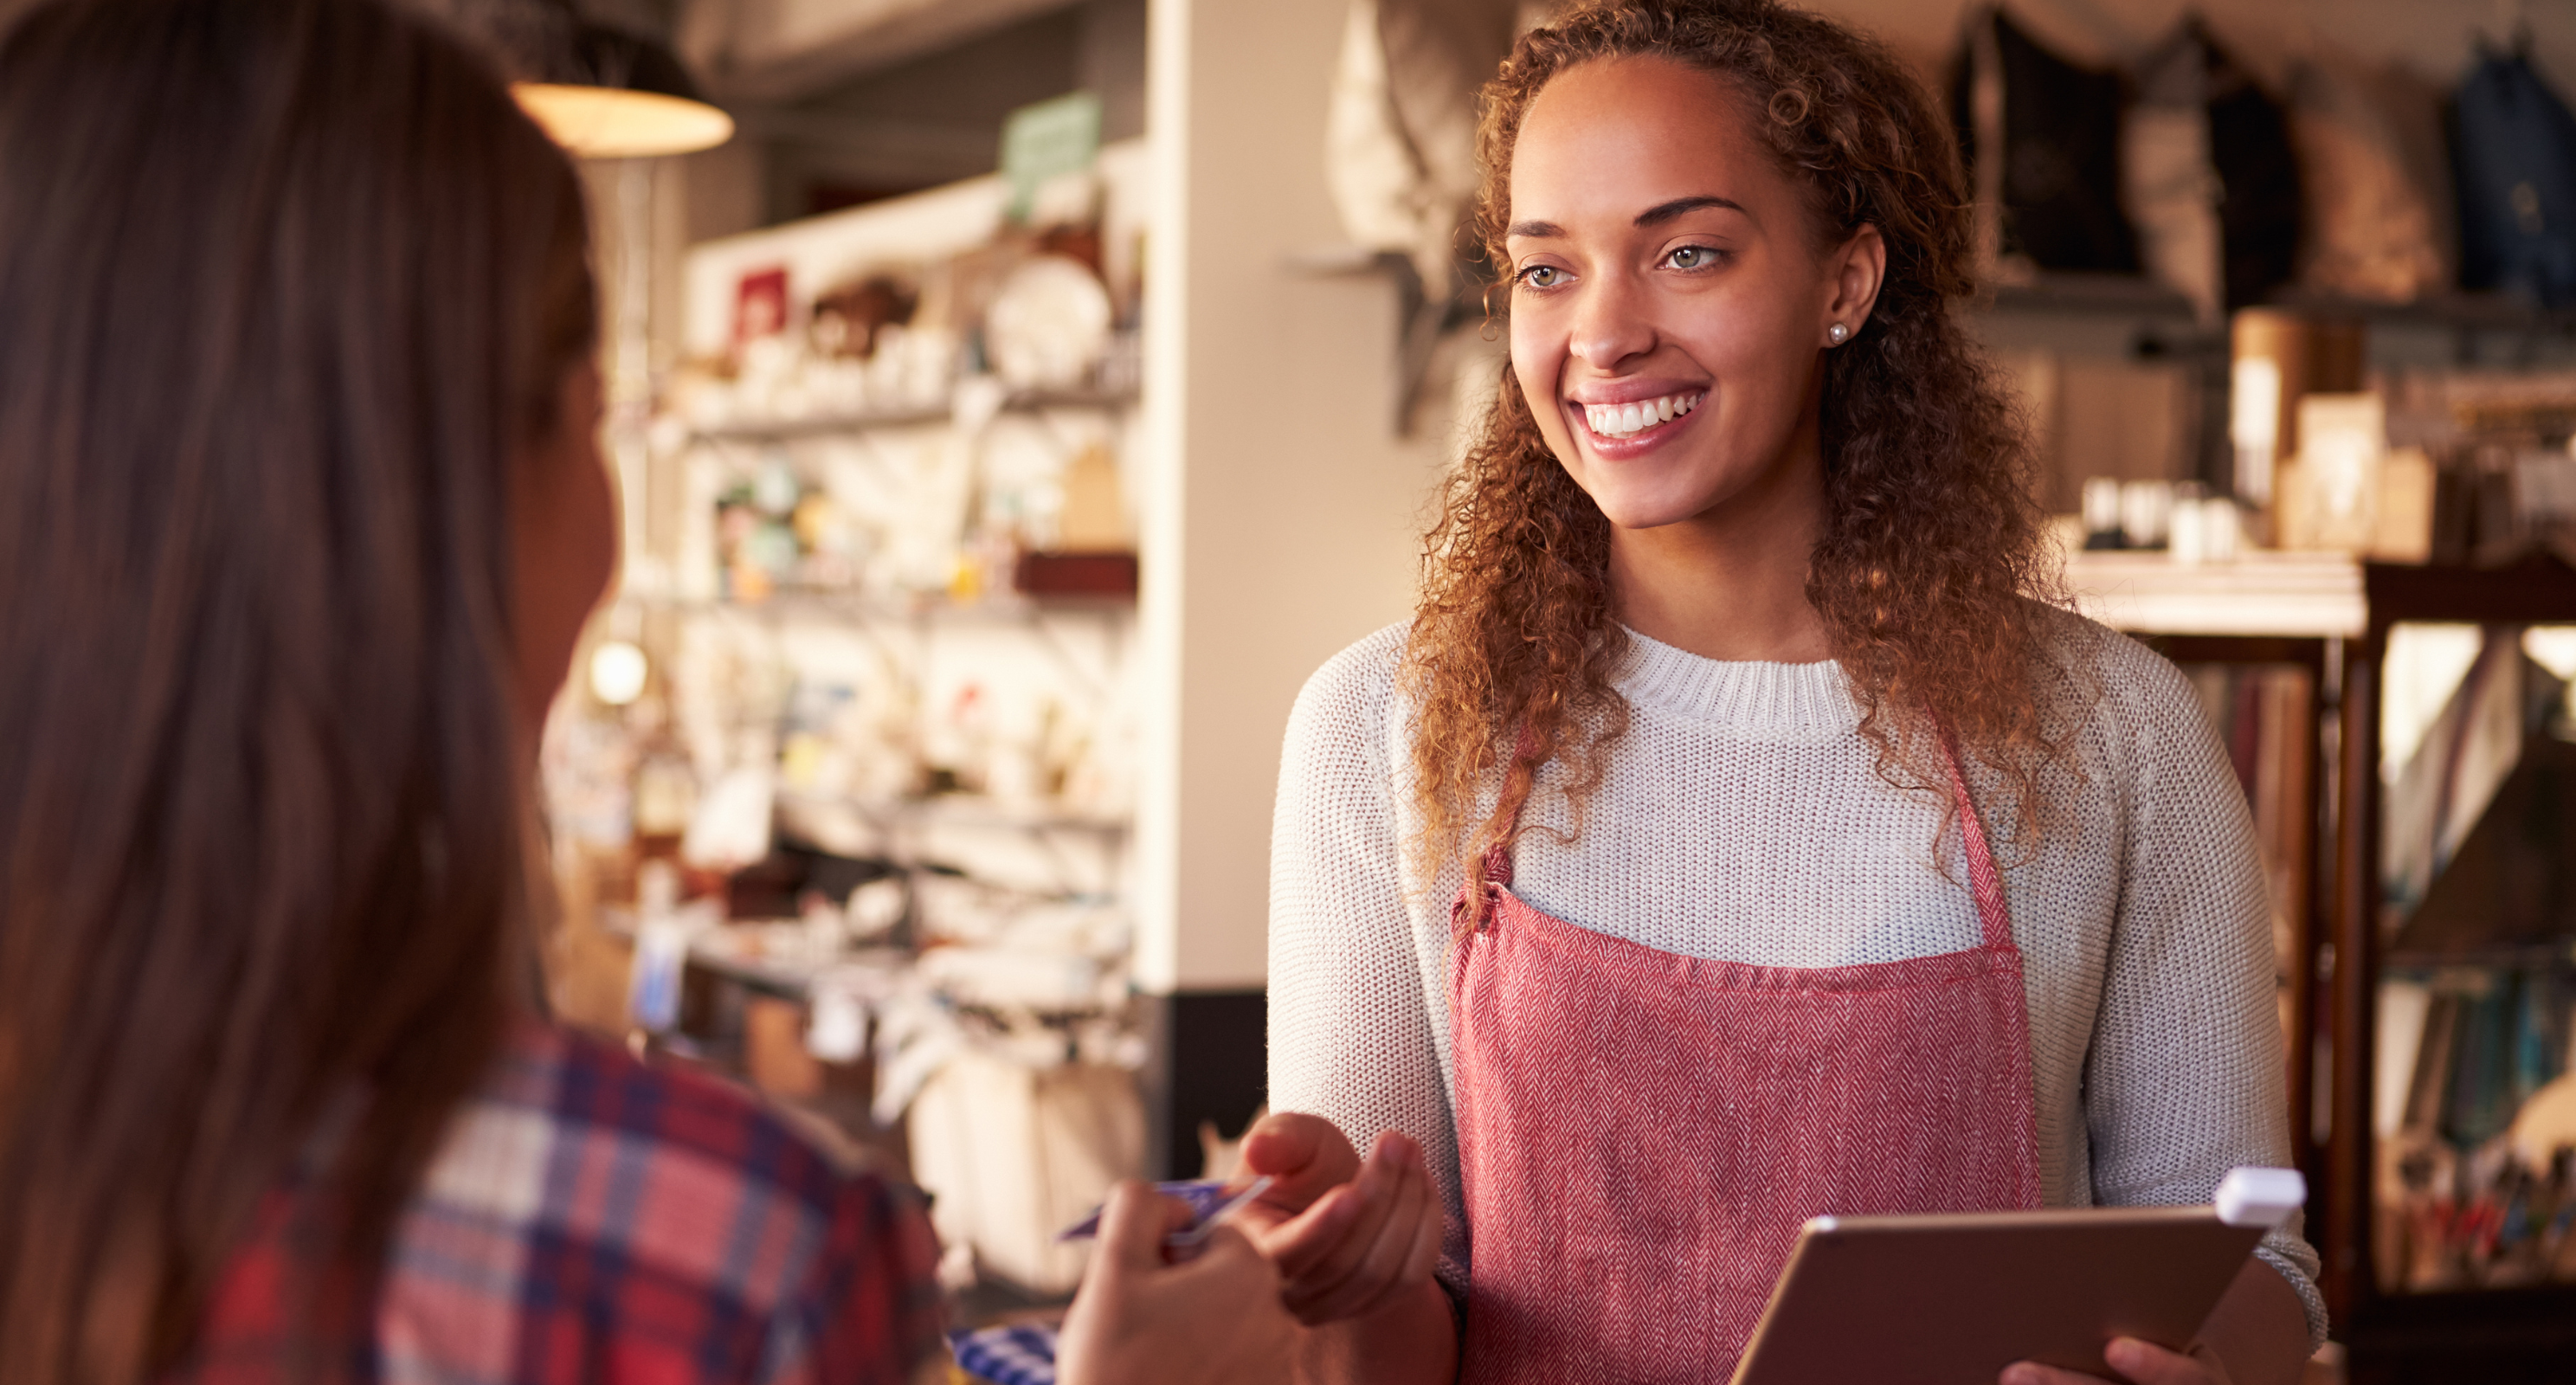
left=2451, top=42, right=2576, bottom=308
left=1951, top=8, right=2139, bottom=276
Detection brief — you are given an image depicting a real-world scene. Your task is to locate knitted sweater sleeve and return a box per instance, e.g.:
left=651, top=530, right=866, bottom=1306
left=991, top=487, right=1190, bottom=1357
left=2084, top=641, right=2329, bottom=1346
left=1266, top=627, right=1470, bottom=1272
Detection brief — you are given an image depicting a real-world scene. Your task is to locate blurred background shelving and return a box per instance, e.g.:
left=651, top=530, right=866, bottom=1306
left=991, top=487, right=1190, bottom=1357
left=2066, top=551, right=2576, bottom=1380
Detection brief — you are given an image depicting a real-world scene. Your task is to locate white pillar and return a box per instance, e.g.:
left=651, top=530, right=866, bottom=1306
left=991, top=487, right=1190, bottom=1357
left=1131, top=0, right=1452, bottom=1169
left=1135, top=0, right=1443, bottom=995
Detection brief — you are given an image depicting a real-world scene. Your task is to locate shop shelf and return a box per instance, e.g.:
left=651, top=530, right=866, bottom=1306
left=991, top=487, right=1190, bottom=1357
left=625, top=589, right=1135, bottom=622
left=2080, top=551, right=2576, bottom=1376
left=2065, top=551, right=2366, bottom=638
left=687, top=384, right=1141, bottom=442
left=1982, top=273, right=2200, bottom=320
left=776, top=788, right=1130, bottom=837
left=2263, top=287, right=2576, bottom=338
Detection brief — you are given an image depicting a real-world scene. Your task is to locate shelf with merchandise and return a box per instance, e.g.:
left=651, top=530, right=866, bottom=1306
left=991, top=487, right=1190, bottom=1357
left=776, top=787, right=1129, bottom=839
left=1971, top=274, right=2576, bottom=343
left=2064, top=549, right=2366, bottom=638
left=2074, top=551, right=2576, bottom=1373
left=2264, top=287, right=2576, bottom=340
left=1980, top=272, right=2202, bottom=322
left=670, top=378, right=1143, bottom=620
left=622, top=588, right=1134, bottom=624
left=556, top=138, right=1172, bottom=1238
left=686, top=383, right=1142, bottom=444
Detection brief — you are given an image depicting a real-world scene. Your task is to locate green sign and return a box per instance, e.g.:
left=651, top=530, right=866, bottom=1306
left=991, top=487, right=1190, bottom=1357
left=999, top=91, right=1102, bottom=223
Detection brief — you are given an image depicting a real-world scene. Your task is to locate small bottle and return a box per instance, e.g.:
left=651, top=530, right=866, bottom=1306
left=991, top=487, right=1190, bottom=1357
left=2082, top=478, right=2125, bottom=550
left=2119, top=480, right=2174, bottom=551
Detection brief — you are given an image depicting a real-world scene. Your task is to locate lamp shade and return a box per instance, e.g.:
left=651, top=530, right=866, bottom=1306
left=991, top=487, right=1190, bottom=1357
left=512, top=21, right=731, bottom=158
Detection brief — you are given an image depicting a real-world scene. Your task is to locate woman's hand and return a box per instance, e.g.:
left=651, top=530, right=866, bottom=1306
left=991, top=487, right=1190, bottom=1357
left=1055, top=1181, right=1295, bottom=1385
left=1233, top=1112, right=1445, bottom=1326
left=2002, top=1337, right=2232, bottom=1385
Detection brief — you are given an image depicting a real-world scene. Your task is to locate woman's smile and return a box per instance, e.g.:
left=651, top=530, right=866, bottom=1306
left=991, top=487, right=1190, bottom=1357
left=1570, top=388, right=1706, bottom=449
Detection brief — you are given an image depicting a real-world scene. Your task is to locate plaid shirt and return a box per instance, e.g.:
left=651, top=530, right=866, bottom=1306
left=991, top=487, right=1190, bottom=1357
left=171, top=1021, right=946, bottom=1384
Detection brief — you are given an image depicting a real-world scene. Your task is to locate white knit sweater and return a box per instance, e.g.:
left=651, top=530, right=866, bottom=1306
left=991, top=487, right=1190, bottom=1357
left=1265, top=613, right=2328, bottom=1344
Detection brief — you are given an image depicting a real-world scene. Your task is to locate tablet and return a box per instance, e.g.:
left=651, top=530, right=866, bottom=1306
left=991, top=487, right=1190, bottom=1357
left=1729, top=1169, right=2302, bottom=1385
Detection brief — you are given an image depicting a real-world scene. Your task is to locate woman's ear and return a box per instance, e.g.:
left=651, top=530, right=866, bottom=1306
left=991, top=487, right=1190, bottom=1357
left=1822, top=224, right=1886, bottom=345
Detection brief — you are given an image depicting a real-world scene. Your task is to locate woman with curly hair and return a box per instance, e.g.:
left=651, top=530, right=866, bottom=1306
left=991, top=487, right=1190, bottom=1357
left=1240, top=3, right=2322, bottom=1382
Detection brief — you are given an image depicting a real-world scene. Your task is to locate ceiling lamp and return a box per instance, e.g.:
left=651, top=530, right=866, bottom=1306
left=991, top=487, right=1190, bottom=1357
left=510, top=12, right=732, bottom=159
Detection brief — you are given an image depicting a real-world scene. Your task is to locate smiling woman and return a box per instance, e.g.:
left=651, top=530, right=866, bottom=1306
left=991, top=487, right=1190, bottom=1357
left=1254, top=3, right=2325, bottom=1385
left=1433, top=4, right=2052, bottom=876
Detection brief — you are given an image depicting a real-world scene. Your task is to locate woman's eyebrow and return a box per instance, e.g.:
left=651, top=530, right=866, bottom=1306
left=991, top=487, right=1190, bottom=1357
left=1508, top=196, right=1748, bottom=241
left=1636, top=195, right=1745, bottom=226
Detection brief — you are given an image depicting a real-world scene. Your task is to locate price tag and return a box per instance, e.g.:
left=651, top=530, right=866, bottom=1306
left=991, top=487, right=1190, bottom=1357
left=999, top=92, right=1101, bottom=224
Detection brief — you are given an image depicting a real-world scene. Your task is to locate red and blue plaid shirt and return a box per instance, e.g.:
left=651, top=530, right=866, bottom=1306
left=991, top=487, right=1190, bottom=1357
left=171, top=1021, right=946, bottom=1384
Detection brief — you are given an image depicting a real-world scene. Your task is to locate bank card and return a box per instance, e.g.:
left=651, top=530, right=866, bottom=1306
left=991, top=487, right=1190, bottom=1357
left=949, top=1323, right=1055, bottom=1385
left=1054, top=1176, right=1272, bottom=1246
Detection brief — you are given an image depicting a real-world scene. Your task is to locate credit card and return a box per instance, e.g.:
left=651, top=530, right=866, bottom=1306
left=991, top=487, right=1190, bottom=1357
left=1055, top=1176, right=1272, bottom=1245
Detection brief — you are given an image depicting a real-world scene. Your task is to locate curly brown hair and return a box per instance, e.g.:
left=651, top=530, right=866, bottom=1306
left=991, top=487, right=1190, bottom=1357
left=1404, top=0, right=2071, bottom=916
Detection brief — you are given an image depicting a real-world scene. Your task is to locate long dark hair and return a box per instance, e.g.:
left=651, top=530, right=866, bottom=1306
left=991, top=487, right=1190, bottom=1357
left=0, top=0, right=595, bottom=1375
left=1406, top=0, right=2069, bottom=905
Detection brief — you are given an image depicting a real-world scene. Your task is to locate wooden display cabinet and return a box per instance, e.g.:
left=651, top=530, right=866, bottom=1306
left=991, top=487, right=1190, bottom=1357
left=2067, top=551, right=2576, bottom=1382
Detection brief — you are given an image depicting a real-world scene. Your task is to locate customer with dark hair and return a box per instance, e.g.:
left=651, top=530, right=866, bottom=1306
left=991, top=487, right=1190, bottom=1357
left=0, top=0, right=950, bottom=1377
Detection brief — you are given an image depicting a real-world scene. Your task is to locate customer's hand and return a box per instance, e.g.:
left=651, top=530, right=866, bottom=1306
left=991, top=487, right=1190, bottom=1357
left=1233, top=1112, right=1444, bottom=1326
left=1055, top=1180, right=1294, bottom=1385
left=2002, top=1337, right=2233, bottom=1385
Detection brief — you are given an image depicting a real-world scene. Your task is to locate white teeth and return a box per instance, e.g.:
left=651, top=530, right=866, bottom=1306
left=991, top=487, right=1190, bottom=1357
left=1580, top=391, right=1703, bottom=440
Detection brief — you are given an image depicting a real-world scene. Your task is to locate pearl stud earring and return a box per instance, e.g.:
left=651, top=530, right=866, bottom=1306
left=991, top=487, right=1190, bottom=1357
left=1827, top=322, right=1850, bottom=345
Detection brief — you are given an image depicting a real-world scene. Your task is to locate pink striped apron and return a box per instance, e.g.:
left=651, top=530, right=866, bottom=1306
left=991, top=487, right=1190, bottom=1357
left=1447, top=744, right=2043, bottom=1382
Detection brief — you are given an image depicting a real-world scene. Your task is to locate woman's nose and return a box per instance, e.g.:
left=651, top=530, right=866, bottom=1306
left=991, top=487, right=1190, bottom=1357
left=1565, top=275, right=1654, bottom=372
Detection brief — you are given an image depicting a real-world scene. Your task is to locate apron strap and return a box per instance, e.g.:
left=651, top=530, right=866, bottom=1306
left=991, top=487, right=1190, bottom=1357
left=1937, top=730, right=2015, bottom=952
left=1479, top=724, right=1539, bottom=889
